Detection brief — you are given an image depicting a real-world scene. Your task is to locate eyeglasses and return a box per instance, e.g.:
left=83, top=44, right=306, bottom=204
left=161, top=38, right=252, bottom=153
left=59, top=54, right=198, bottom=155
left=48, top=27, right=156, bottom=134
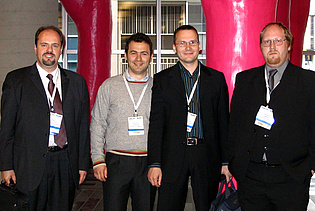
left=175, top=40, right=199, bottom=47
left=262, top=38, right=286, bottom=47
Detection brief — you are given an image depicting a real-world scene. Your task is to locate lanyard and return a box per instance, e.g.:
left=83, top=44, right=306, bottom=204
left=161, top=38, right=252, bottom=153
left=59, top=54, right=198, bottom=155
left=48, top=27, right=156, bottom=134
left=123, top=75, right=149, bottom=116
left=47, top=71, right=60, bottom=109
left=186, top=65, right=200, bottom=111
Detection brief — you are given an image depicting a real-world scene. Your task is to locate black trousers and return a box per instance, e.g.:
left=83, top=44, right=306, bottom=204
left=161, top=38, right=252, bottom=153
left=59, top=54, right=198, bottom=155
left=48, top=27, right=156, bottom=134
left=26, top=149, right=76, bottom=211
left=238, top=162, right=310, bottom=211
left=103, top=153, right=156, bottom=211
left=157, top=145, right=219, bottom=211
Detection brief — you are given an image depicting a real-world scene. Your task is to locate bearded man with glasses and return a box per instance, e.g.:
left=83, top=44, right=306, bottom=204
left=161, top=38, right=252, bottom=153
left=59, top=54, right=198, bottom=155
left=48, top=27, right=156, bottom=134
left=228, top=22, right=315, bottom=210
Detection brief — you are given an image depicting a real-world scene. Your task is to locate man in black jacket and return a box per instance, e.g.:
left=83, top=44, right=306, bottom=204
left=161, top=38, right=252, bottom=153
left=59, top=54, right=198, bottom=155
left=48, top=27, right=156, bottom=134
left=229, top=22, right=315, bottom=210
left=148, top=25, right=231, bottom=211
left=0, top=26, right=90, bottom=210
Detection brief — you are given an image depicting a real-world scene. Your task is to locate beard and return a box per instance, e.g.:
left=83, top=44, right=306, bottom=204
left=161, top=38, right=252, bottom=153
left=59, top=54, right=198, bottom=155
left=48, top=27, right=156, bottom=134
left=266, top=51, right=281, bottom=65
left=267, top=55, right=280, bottom=65
left=42, top=53, right=56, bottom=66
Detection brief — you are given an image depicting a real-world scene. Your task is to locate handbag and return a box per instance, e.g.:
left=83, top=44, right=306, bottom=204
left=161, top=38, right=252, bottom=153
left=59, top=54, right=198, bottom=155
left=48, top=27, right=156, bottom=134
left=209, top=178, right=241, bottom=211
left=0, top=180, right=29, bottom=211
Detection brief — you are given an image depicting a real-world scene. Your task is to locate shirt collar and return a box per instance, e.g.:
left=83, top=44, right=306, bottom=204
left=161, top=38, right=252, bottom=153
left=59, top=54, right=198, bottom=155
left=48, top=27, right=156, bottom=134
left=125, top=68, right=149, bottom=82
left=178, top=61, right=200, bottom=77
left=36, top=62, right=59, bottom=83
left=265, top=60, right=289, bottom=78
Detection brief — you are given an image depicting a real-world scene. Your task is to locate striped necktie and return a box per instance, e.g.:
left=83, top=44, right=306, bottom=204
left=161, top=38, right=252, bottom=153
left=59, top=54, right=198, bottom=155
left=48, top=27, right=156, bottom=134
left=47, top=74, right=67, bottom=148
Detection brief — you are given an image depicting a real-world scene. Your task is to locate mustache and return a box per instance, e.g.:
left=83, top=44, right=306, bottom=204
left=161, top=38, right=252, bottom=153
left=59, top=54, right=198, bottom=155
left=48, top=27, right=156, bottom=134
left=268, top=50, right=279, bottom=54
left=43, top=52, right=55, bottom=57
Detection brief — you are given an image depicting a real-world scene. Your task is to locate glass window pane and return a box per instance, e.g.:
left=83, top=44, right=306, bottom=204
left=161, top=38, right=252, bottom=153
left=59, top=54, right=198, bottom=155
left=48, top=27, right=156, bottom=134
left=68, top=37, right=78, bottom=50
left=67, top=16, right=77, bottom=35
left=67, top=54, right=77, bottom=72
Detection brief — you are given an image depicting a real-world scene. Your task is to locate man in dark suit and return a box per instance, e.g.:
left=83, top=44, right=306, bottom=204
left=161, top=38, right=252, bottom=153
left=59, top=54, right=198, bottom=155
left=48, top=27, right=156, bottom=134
left=229, top=22, right=315, bottom=210
left=147, top=25, right=232, bottom=211
left=0, top=26, right=90, bottom=210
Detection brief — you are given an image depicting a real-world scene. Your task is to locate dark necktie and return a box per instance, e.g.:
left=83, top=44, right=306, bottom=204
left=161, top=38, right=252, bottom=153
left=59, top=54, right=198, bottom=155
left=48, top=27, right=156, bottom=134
left=268, top=69, right=278, bottom=91
left=47, top=74, right=67, bottom=148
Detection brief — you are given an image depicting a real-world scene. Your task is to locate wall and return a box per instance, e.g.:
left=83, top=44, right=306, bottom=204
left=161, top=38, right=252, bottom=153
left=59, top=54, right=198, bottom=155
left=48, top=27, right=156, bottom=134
left=0, top=0, right=58, bottom=92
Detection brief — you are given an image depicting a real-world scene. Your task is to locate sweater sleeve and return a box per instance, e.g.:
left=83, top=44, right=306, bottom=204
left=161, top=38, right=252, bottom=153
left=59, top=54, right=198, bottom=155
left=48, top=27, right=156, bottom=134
left=90, top=81, right=110, bottom=167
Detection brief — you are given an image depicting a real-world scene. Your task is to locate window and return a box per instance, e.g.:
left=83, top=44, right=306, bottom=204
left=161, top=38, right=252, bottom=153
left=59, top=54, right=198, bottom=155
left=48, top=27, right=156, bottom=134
left=59, top=0, right=206, bottom=75
left=59, top=0, right=315, bottom=73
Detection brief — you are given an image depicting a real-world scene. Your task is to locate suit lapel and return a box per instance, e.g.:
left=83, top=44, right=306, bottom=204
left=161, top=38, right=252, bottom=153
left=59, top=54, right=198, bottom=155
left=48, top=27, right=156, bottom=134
left=168, top=63, right=186, bottom=99
left=269, top=62, right=293, bottom=103
left=30, top=64, right=47, bottom=101
left=257, top=66, right=268, bottom=105
left=60, top=67, right=70, bottom=102
left=199, top=64, right=211, bottom=101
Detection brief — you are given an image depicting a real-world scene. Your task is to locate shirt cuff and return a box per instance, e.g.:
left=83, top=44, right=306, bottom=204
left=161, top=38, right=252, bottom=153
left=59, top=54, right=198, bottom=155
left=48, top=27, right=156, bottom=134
left=148, top=163, right=161, bottom=168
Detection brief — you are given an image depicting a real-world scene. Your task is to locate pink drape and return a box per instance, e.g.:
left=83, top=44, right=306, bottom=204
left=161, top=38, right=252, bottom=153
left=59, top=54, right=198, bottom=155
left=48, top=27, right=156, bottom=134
left=201, top=0, right=310, bottom=101
left=60, top=0, right=112, bottom=112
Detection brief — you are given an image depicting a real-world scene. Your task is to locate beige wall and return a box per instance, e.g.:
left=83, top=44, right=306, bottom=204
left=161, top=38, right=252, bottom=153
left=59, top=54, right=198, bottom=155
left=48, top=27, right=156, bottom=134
left=0, top=0, right=58, bottom=92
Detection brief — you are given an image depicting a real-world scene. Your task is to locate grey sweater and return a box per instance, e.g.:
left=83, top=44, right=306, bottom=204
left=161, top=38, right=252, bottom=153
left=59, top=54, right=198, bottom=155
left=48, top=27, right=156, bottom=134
left=90, top=74, right=153, bottom=165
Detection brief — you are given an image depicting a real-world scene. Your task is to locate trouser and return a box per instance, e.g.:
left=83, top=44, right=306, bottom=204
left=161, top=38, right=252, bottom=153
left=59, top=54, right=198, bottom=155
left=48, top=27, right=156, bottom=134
left=238, top=161, right=311, bottom=211
left=26, top=149, right=75, bottom=211
left=103, top=153, right=156, bottom=211
left=157, top=145, right=219, bottom=211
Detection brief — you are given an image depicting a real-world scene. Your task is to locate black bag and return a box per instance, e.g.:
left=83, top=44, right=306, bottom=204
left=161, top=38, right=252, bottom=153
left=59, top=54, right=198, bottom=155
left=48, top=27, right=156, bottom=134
left=210, top=178, right=241, bottom=211
left=0, top=181, right=29, bottom=211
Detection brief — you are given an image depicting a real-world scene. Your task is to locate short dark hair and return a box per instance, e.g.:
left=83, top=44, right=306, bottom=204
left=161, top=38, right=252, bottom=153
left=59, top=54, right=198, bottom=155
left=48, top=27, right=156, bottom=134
left=35, top=26, right=65, bottom=49
left=173, top=25, right=199, bottom=44
left=260, top=22, right=293, bottom=47
left=125, top=33, right=153, bottom=55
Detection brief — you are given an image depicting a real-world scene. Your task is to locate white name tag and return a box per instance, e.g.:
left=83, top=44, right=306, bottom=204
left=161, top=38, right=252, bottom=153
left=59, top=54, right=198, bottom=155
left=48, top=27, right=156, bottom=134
left=187, top=112, right=197, bottom=132
left=254, top=105, right=275, bottom=130
left=50, top=112, right=63, bottom=136
left=128, top=116, right=144, bottom=136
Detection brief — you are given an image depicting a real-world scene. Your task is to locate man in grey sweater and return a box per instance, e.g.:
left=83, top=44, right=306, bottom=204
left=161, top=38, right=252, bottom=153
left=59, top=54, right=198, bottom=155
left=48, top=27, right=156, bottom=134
left=90, top=33, right=155, bottom=210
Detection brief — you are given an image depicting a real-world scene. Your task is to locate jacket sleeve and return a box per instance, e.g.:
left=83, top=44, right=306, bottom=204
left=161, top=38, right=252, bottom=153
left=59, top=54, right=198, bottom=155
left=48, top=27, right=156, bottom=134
left=217, top=72, right=230, bottom=164
left=148, top=75, right=165, bottom=167
left=0, top=73, right=18, bottom=171
left=78, top=76, right=90, bottom=171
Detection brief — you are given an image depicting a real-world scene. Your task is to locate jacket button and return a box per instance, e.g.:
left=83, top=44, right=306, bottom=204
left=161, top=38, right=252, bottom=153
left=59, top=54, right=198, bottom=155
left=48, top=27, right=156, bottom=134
left=247, top=150, right=251, bottom=154
left=252, top=129, right=256, bottom=133
left=263, top=134, right=269, bottom=138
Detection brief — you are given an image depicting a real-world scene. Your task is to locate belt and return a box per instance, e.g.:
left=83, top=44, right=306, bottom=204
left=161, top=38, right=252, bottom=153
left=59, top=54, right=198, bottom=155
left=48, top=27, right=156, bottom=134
left=251, top=160, right=282, bottom=168
left=183, top=138, right=203, bottom=146
left=48, top=144, right=68, bottom=152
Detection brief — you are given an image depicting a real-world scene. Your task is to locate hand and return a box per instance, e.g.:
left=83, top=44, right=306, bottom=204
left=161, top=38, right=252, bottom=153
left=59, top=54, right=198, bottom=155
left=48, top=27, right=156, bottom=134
left=1, top=170, right=16, bottom=185
left=79, top=170, right=87, bottom=185
left=312, top=170, right=314, bottom=176
left=221, top=165, right=233, bottom=183
left=93, top=165, right=107, bottom=182
left=148, top=167, right=162, bottom=187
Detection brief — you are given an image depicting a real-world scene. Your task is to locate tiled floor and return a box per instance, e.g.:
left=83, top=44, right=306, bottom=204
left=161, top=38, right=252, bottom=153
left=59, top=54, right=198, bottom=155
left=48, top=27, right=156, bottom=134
left=72, top=169, right=315, bottom=211
left=72, top=168, right=195, bottom=211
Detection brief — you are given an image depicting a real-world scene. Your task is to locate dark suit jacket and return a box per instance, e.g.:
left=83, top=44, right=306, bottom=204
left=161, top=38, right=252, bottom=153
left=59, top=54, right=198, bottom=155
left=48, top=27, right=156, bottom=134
left=148, top=62, right=229, bottom=183
left=0, top=63, right=90, bottom=193
left=229, top=62, right=315, bottom=185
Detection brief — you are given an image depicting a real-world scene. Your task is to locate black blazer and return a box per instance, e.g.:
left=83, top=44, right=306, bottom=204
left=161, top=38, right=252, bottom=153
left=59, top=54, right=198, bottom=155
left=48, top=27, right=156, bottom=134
left=229, top=62, right=315, bottom=185
left=0, top=63, right=90, bottom=193
left=148, top=62, right=229, bottom=182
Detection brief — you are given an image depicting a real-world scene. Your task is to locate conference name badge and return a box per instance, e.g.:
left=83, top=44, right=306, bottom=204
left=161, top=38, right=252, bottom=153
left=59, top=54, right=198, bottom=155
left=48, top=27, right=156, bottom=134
left=128, top=116, right=144, bottom=136
left=187, top=112, right=197, bottom=132
left=254, top=105, right=275, bottom=130
left=50, top=112, right=62, bottom=136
